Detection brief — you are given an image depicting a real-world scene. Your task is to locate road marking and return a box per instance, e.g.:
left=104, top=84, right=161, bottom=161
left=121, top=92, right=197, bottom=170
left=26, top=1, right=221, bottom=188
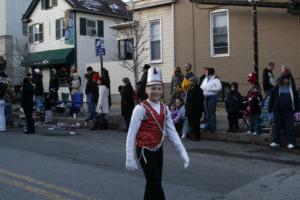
left=0, top=175, right=69, bottom=200
left=0, top=167, right=99, bottom=200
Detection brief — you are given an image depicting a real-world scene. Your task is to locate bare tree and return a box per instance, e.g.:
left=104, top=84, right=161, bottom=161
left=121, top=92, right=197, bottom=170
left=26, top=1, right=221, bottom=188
left=116, top=11, right=149, bottom=89
left=15, top=38, right=32, bottom=74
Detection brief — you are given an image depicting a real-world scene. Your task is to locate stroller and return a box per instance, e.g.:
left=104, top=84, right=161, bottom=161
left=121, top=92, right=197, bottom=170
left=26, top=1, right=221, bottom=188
left=238, top=96, right=250, bottom=130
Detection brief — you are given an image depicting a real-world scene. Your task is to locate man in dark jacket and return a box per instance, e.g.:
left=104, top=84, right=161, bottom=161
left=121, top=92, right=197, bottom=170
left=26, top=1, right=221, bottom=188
left=185, top=77, right=204, bottom=140
left=263, top=62, right=275, bottom=97
left=85, top=66, right=97, bottom=123
left=269, top=71, right=299, bottom=149
left=32, top=68, right=44, bottom=112
left=21, top=73, right=35, bottom=134
left=120, top=77, right=135, bottom=130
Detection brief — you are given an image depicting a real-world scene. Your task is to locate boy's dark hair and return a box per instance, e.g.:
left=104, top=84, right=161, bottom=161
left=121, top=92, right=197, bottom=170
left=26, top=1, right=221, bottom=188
left=207, top=68, right=215, bottom=76
left=87, top=66, right=93, bottom=72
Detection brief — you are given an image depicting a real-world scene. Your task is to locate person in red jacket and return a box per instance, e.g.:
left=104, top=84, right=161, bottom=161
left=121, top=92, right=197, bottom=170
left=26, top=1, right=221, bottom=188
left=126, top=67, right=189, bottom=200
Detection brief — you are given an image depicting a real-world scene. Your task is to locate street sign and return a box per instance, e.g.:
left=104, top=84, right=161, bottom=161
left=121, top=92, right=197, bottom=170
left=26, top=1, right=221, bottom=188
left=95, top=38, right=105, bottom=56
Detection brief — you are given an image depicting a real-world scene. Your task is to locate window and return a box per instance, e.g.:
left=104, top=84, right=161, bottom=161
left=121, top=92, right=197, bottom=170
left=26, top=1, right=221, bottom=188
left=149, top=20, right=161, bottom=62
left=28, top=23, right=44, bottom=43
left=41, top=0, right=57, bottom=10
left=210, top=10, right=229, bottom=57
left=80, top=18, right=104, bottom=37
left=22, top=23, right=28, bottom=36
left=118, top=38, right=133, bottom=60
left=87, top=20, right=96, bottom=36
left=56, top=18, right=65, bottom=40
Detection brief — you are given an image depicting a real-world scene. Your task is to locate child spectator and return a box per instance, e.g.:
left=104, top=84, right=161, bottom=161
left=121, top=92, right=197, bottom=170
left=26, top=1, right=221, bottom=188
left=170, top=97, right=185, bottom=136
left=246, top=84, right=262, bottom=135
left=225, top=82, right=243, bottom=133
left=44, top=93, right=54, bottom=124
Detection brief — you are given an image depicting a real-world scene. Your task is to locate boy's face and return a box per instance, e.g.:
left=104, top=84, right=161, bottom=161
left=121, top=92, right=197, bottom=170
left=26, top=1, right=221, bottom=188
left=146, top=85, right=163, bottom=102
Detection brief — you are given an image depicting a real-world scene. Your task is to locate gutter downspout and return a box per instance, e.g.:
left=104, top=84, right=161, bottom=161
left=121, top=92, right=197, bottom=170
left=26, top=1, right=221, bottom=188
left=192, top=3, right=196, bottom=74
left=172, top=2, right=176, bottom=68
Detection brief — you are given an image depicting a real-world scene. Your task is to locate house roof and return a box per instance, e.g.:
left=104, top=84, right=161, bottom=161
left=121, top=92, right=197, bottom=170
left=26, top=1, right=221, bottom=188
left=22, top=0, right=132, bottom=21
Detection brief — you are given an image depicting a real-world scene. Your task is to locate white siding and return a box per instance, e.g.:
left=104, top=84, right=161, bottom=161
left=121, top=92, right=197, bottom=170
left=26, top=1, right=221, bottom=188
left=0, top=0, right=6, bottom=35
left=135, top=5, right=175, bottom=83
left=76, top=13, right=124, bottom=90
left=28, top=0, right=74, bottom=53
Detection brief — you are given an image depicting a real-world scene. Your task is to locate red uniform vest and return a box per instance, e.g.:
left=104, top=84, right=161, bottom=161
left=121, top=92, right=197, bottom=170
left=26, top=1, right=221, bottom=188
left=136, top=100, right=165, bottom=148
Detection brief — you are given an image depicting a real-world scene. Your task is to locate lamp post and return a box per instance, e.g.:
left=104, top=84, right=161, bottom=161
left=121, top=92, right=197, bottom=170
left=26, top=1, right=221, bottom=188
left=248, top=0, right=259, bottom=83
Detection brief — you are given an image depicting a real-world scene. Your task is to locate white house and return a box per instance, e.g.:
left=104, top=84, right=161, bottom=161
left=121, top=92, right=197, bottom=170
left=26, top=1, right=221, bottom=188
left=0, top=0, right=32, bottom=84
left=22, top=0, right=131, bottom=99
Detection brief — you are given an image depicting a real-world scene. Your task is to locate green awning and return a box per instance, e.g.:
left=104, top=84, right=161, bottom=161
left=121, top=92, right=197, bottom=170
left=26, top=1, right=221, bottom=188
left=26, top=48, right=74, bottom=66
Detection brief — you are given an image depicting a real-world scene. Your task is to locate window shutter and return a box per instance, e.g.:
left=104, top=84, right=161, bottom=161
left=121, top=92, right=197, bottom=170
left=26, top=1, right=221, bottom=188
left=56, top=19, right=60, bottom=39
left=97, top=20, right=104, bottom=37
left=41, top=0, right=46, bottom=10
left=52, top=0, right=57, bottom=6
left=118, top=40, right=121, bottom=60
left=39, top=23, right=44, bottom=42
left=28, top=25, right=33, bottom=43
left=80, top=18, right=86, bottom=35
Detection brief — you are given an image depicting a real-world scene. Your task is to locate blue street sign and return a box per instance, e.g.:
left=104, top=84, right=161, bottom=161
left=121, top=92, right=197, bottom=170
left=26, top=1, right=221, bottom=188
left=95, top=38, right=106, bottom=56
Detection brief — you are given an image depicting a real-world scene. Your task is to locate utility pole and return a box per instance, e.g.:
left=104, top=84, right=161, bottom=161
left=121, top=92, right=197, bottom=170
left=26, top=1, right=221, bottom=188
left=249, top=0, right=259, bottom=83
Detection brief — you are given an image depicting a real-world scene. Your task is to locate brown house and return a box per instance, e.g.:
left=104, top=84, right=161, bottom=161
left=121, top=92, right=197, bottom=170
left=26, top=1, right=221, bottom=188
left=113, top=0, right=300, bottom=101
left=177, top=0, right=300, bottom=95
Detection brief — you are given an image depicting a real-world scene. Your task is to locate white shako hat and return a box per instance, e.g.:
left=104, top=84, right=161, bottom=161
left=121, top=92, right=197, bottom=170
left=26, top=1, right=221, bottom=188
left=147, top=66, right=162, bottom=86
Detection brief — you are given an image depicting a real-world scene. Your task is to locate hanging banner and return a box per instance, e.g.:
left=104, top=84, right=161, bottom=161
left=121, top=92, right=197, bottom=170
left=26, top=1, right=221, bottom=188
left=64, top=11, right=75, bottom=45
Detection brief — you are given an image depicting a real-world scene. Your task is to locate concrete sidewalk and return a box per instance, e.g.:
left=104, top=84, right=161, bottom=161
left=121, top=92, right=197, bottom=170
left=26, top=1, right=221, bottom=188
left=13, top=103, right=300, bottom=146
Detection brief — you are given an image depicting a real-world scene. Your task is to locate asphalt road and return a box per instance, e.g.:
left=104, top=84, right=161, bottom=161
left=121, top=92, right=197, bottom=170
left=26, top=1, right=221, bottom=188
left=0, top=128, right=299, bottom=200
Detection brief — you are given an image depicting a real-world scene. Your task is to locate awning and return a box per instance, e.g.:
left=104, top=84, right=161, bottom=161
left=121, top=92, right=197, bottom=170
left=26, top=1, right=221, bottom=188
left=26, top=48, right=74, bottom=66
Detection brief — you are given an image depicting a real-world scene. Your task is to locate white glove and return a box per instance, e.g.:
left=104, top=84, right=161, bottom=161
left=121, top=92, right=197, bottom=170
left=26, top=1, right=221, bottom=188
left=126, top=158, right=139, bottom=171
left=180, top=149, right=189, bottom=169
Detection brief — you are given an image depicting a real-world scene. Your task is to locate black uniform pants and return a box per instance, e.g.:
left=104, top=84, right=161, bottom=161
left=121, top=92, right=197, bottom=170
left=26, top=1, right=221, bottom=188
left=137, top=147, right=165, bottom=200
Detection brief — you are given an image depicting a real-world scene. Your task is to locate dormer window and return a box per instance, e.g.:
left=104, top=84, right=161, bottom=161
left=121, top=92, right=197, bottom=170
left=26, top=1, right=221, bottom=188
left=41, top=0, right=58, bottom=10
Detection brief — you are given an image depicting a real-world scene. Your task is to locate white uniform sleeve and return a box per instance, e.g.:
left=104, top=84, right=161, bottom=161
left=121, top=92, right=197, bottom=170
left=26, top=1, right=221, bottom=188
left=125, top=105, right=145, bottom=171
left=210, top=79, right=222, bottom=92
left=165, top=107, right=190, bottom=168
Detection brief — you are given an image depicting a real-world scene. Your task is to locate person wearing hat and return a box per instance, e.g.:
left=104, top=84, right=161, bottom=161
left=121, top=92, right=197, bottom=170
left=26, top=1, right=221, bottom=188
left=126, top=67, right=189, bottom=200
left=269, top=68, right=299, bottom=149
left=21, top=73, right=35, bottom=134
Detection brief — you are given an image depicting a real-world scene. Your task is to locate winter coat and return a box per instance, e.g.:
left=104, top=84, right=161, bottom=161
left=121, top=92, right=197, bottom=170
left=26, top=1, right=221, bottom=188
left=170, top=74, right=184, bottom=95
left=262, top=68, right=275, bottom=92
left=33, top=73, right=44, bottom=96
left=85, top=71, right=94, bottom=95
left=97, top=85, right=109, bottom=114
left=21, top=79, right=34, bottom=109
left=49, top=75, right=59, bottom=93
left=246, top=91, right=262, bottom=114
left=171, top=105, right=185, bottom=124
left=120, top=84, right=135, bottom=118
left=0, top=82, right=6, bottom=99
left=225, top=91, right=243, bottom=114
left=200, top=75, right=222, bottom=96
left=185, top=85, right=204, bottom=118
left=269, top=75, right=299, bottom=113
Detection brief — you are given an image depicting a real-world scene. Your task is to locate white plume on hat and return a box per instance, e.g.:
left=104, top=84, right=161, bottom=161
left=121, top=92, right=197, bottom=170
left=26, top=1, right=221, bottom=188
left=34, top=68, right=40, bottom=73
left=147, top=66, right=162, bottom=86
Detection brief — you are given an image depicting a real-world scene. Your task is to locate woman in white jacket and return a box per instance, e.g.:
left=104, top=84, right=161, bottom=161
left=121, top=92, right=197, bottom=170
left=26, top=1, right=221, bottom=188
left=200, top=67, right=222, bottom=133
left=97, top=78, right=109, bottom=114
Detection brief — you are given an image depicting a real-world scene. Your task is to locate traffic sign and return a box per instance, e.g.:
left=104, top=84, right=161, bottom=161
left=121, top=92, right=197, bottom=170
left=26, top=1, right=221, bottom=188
left=95, top=38, right=106, bottom=56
